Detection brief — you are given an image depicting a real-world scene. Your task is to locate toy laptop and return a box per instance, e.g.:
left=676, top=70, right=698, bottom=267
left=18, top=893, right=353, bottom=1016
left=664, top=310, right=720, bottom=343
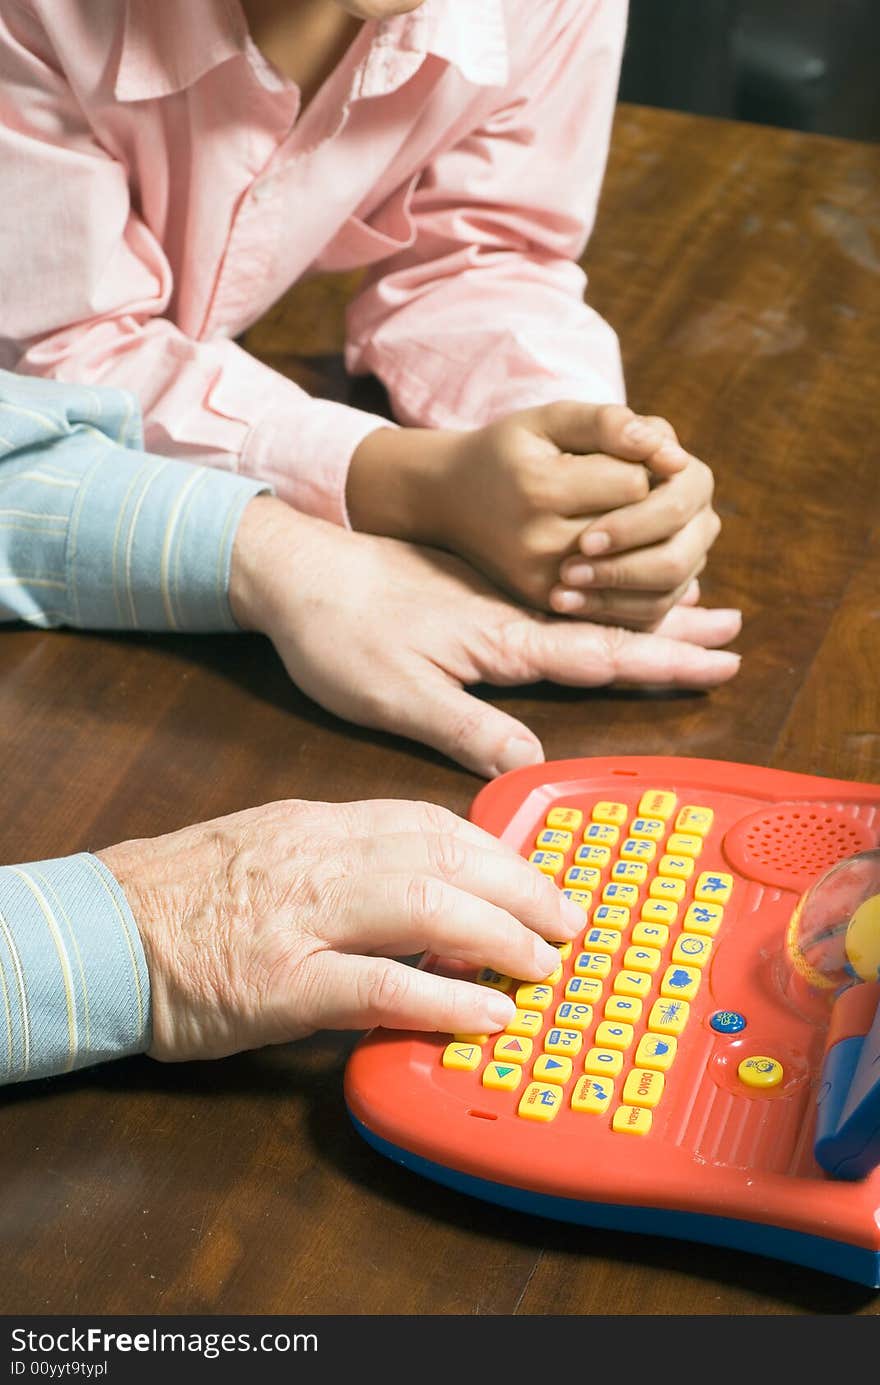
left=345, top=756, right=880, bottom=1286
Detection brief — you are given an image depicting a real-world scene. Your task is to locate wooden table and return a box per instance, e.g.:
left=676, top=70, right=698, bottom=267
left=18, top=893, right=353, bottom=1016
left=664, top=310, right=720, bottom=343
left=2, top=104, right=879, bottom=1318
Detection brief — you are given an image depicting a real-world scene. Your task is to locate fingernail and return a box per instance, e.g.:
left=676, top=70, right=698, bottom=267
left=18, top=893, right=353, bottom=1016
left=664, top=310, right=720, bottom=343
left=561, top=894, right=587, bottom=929
left=552, top=588, right=585, bottom=612
left=536, top=940, right=562, bottom=975
left=485, top=994, right=516, bottom=1029
left=565, top=560, right=596, bottom=583
left=494, top=737, right=544, bottom=776
left=580, top=531, right=611, bottom=557
left=624, top=420, right=657, bottom=446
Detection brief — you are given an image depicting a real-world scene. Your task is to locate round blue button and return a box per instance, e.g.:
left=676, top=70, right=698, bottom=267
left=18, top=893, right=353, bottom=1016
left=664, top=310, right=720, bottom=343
left=710, top=1009, right=746, bottom=1034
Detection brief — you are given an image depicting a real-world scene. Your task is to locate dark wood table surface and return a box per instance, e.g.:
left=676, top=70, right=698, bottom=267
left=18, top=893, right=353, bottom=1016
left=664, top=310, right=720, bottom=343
left=2, top=103, right=879, bottom=1318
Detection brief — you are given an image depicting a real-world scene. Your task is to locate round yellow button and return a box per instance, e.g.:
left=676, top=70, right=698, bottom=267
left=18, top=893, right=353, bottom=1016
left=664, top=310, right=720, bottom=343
left=738, top=1055, right=783, bottom=1089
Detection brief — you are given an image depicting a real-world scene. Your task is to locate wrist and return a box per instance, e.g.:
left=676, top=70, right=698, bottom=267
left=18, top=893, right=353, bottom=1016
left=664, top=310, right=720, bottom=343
left=346, top=424, right=461, bottom=544
left=228, top=494, right=311, bottom=634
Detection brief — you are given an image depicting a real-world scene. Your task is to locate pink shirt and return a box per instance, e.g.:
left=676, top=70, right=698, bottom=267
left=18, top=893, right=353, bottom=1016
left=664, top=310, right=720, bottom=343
left=0, top=0, right=628, bottom=525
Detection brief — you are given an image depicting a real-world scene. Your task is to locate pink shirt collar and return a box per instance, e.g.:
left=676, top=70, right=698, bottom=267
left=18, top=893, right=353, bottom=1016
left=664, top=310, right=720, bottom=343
left=113, top=0, right=509, bottom=103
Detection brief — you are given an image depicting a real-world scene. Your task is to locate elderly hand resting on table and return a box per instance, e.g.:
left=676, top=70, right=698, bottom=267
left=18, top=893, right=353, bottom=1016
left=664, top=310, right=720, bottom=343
left=230, top=495, right=741, bottom=780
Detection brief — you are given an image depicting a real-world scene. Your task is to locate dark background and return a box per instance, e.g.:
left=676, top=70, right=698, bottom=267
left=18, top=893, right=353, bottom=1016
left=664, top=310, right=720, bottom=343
left=619, top=0, right=880, bottom=141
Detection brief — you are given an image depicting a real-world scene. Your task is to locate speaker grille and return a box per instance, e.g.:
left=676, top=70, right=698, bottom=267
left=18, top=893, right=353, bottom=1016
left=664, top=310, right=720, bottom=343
left=723, top=804, right=875, bottom=892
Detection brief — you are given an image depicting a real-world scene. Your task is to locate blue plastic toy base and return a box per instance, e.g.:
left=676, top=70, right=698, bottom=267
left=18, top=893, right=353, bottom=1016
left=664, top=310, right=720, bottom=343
left=349, top=1112, right=880, bottom=1288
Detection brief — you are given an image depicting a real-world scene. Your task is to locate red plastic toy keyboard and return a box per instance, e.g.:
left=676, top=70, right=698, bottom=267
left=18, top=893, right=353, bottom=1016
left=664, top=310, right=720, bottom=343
left=345, top=757, right=880, bottom=1286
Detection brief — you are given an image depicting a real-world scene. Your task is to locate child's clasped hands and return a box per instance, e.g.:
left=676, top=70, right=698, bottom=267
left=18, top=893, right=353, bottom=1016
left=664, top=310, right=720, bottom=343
left=348, top=401, right=719, bottom=631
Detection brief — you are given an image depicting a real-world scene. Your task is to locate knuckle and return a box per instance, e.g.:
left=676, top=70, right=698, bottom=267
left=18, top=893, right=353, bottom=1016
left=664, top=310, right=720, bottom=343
left=624, top=465, right=651, bottom=502
left=359, top=961, right=410, bottom=1022
left=644, top=414, right=678, bottom=442
left=656, top=550, right=692, bottom=588
left=664, top=490, right=690, bottom=527
left=694, top=458, right=715, bottom=498
left=446, top=700, right=494, bottom=757
left=593, top=560, right=627, bottom=591
left=415, top=800, right=461, bottom=836
left=429, top=830, right=467, bottom=881
left=405, top=873, right=445, bottom=926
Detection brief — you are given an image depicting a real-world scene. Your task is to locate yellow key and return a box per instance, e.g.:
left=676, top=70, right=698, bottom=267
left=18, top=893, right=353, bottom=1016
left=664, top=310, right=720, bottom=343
left=529, top=849, right=565, bottom=878
left=604, top=995, right=643, bottom=1024
left=620, top=837, right=657, bottom=863
left=671, top=933, right=713, bottom=968
left=582, top=927, right=622, bottom=956
left=602, top=882, right=639, bottom=907
left=623, top=945, right=662, bottom=973
left=562, top=888, right=592, bottom=914
left=533, top=1053, right=573, bottom=1085
left=635, top=1033, right=678, bottom=1071
left=592, top=801, right=628, bottom=826
left=683, top=901, right=724, bottom=935
left=535, top=828, right=573, bottom=853
left=694, top=871, right=734, bottom=904
left=628, top=816, right=666, bottom=842
left=565, top=976, right=603, bottom=1003
left=666, top=832, right=703, bottom=859
left=571, top=1074, right=615, bottom=1114
left=476, top=968, right=513, bottom=992
left=544, top=1026, right=583, bottom=1056
left=612, top=1105, right=653, bottom=1136
left=574, top=844, right=612, bottom=869
left=494, top=1034, right=533, bottom=1064
left=738, top=1055, right=784, bottom=1090
left=555, top=1001, right=594, bottom=1031
left=611, top=860, right=648, bottom=885
left=658, top=853, right=695, bottom=881
left=547, top=807, right=583, bottom=832
left=595, top=1020, right=634, bottom=1051
left=613, top=970, right=652, bottom=999
left=515, top=983, right=555, bottom=1011
left=573, top=950, right=612, bottom=979
left=482, top=1061, right=523, bottom=1091
left=647, top=997, right=690, bottom=1035
left=638, top=790, right=677, bottom=820
left=442, top=1042, right=482, bottom=1071
left=649, top=875, right=686, bottom=902
left=583, top=823, right=619, bottom=846
left=543, top=963, right=563, bottom=985
left=583, top=1046, right=624, bottom=1077
left=553, top=940, right=573, bottom=961
left=518, top=1082, right=563, bottom=1122
left=675, top=806, right=714, bottom=837
left=632, top=921, right=670, bottom=948
left=640, top=898, right=679, bottom=926
left=591, top=904, right=630, bottom=931
left=623, top=1067, right=665, bottom=1108
left=660, top=964, right=702, bottom=1002
left=506, top=1009, right=543, bottom=1038
left=564, top=865, right=601, bottom=891
left=454, top=1034, right=489, bottom=1045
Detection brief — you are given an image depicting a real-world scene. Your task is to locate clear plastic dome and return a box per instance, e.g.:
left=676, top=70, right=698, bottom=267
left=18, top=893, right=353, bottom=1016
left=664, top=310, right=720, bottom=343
left=785, top=848, right=880, bottom=996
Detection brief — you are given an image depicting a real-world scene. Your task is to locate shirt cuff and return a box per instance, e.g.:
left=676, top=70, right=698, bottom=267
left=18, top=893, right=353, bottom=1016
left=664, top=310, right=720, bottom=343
left=65, top=436, right=269, bottom=632
left=0, top=854, right=151, bottom=1084
left=240, top=386, right=396, bottom=529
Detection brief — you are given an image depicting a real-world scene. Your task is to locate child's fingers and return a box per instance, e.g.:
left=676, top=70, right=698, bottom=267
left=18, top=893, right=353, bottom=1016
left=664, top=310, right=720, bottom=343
left=577, top=460, right=715, bottom=558
left=535, top=401, right=690, bottom=472
left=561, top=510, right=719, bottom=593
left=548, top=574, right=698, bottom=627
left=554, top=454, right=651, bottom=518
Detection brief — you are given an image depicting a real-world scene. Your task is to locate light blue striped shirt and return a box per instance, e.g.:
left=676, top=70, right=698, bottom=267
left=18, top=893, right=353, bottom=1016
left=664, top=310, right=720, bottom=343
left=0, top=370, right=269, bottom=1083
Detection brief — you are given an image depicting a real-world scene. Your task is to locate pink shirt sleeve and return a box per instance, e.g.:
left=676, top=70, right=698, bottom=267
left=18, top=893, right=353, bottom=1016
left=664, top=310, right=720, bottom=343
left=0, top=2, right=391, bottom=527
left=345, top=0, right=628, bottom=429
